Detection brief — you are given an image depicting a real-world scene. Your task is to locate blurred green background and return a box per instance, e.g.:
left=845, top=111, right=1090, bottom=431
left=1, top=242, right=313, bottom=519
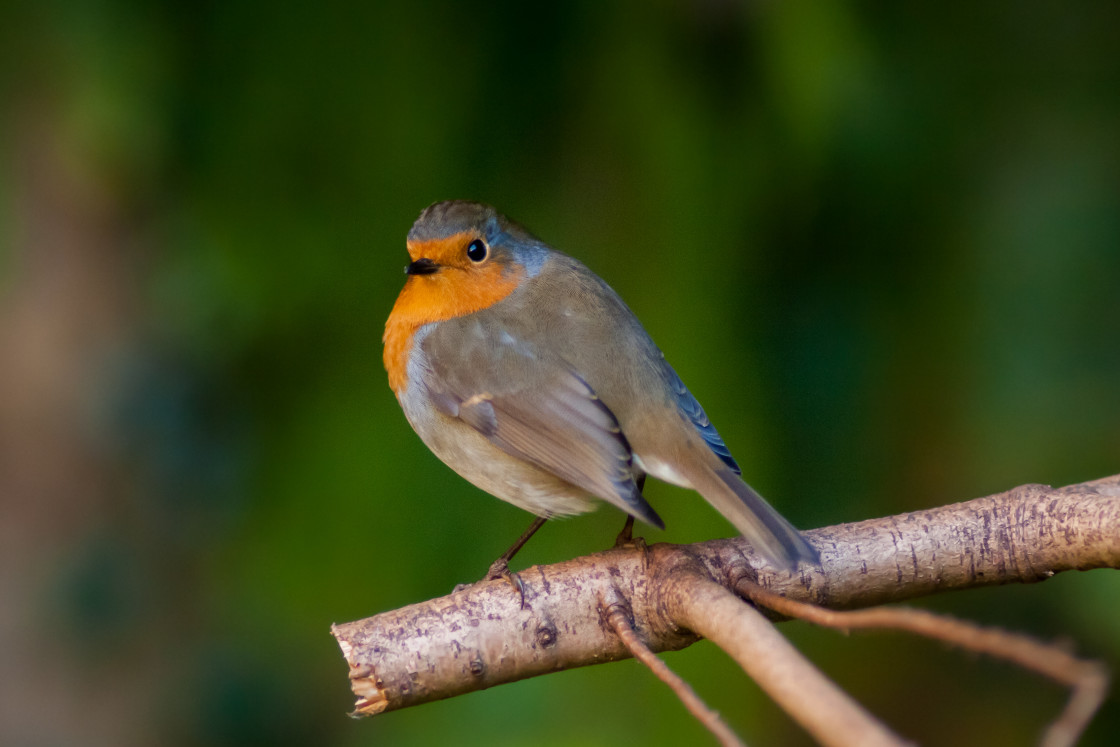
left=1, top=1, right=1118, bottom=745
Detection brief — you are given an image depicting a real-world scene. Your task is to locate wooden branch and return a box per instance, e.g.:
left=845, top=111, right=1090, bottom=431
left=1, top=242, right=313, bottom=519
left=334, top=475, right=1119, bottom=720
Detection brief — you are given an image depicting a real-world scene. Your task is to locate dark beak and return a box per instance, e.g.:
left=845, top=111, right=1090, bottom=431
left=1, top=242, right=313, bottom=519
left=405, top=257, right=439, bottom=275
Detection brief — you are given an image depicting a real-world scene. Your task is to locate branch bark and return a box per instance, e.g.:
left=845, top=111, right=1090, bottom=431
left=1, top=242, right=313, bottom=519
left=333, top=475, right=1119, bottom=731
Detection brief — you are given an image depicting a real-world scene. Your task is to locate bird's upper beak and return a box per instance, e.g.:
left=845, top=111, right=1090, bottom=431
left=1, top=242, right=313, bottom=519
left=405, top=257, right=439, bottom=275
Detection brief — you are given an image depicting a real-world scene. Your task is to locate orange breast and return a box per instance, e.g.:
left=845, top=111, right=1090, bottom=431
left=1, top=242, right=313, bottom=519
left=383, top=259, right=524, bottom=394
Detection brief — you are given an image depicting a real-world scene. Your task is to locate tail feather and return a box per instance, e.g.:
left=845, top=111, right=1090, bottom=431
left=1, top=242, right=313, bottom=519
left=691, top=466, right=818, bottom=570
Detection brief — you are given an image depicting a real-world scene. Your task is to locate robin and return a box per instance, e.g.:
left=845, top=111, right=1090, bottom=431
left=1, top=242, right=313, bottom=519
left=384, top=201, right=817, bottom=572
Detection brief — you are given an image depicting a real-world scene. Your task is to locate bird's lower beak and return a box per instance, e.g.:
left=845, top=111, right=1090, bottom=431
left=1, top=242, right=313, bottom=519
left=405, top=257, right=439, bottom=275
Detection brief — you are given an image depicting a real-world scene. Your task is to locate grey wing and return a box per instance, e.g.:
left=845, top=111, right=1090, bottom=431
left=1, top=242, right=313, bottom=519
left=422, top=329, right=664, bottom=528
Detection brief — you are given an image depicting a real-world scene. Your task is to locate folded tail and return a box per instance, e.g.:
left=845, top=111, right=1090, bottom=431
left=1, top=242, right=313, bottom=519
left=690, top=466, right=819, bottom=570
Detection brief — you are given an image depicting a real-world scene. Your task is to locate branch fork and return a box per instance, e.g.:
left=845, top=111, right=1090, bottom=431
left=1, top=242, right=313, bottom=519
left=333, top=475, right=1119, bottom=744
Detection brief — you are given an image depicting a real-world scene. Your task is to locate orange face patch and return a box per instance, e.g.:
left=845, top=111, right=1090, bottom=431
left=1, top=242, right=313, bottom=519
left=383, top=232, right=523, bottom=394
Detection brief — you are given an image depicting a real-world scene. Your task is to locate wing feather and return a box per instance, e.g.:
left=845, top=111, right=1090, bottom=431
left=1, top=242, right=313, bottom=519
left=665, top=365, right=740, bottom=474
left=423, top=324, right=663, bottom=527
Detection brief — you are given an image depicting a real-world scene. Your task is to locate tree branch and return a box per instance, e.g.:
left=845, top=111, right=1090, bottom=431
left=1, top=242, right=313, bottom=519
left=333, top=475, right=1118, bottom=733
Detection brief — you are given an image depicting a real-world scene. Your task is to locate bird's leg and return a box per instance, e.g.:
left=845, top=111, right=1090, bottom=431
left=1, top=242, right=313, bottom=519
left=613, top=515, right=636, bottom=547
left=451, top=515, right=549, bottom=606
left=486, top=514, right=548, bottom=581
left=613, top=475, right=647, bottom=548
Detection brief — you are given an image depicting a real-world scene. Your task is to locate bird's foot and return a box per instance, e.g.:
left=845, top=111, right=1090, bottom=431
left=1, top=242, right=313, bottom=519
left=612, top=514, right=651, bottom=571
left=451, top=557, right=528, bottom=609
left=487, top=557, right=527, bottom=608
left=485, top=556, right=510, bottom=581
left=613, top=515, right=648, bottom=549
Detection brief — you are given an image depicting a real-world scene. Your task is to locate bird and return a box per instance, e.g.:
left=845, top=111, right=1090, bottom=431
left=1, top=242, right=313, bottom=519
left=383, top=200, right=817, bottom=571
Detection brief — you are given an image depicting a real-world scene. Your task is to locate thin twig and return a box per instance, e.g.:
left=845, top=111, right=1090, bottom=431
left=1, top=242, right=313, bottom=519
left=600, top=595, right=745, bottom=747
left=736, top=580, right=1109, bottom=747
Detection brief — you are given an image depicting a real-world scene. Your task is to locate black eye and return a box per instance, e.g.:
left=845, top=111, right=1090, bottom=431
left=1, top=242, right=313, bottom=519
left=466, top=239, right=488, bottom=263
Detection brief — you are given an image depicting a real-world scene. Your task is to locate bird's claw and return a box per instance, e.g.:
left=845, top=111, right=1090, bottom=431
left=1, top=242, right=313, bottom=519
left=487, top=559, right=528, bottom=609
left=451, top=558, right=528, bottom=609
left=485, top=557, right=510, bottom=581
left=613, top=515, right=648, bottom=550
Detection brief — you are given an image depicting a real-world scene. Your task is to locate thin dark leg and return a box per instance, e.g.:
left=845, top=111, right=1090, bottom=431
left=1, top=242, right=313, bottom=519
left=455, top=515, right=550, bottom=602
left=465, top=515, right=548, bottom=609
left=488, top=514, right=548, bottom=578
left=613, top=474, right=647, bottom=547
left=614, top=515, right=636, bottom=546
